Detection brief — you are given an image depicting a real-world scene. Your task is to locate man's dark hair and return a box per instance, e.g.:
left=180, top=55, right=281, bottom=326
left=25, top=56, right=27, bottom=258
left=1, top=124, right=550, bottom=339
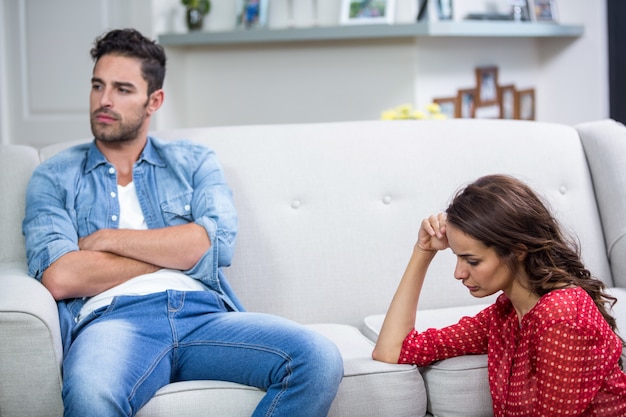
left=90, top=28, right=166, bottom=96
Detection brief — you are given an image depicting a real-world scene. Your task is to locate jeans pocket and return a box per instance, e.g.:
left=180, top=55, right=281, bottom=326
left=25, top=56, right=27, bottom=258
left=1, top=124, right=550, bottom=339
left=72, top=301, right=116, bottom=338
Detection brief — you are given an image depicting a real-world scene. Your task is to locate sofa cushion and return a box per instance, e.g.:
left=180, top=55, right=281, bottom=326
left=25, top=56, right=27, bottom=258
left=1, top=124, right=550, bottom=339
left=363, top=304, right=493, bottom=417
left=139, top=324, right=427, bottom=417
left=576, top=119, right=626, bottom=288
left=137, top=380, right=263, bottom=416
left=310, top=324, right=427, bottom=417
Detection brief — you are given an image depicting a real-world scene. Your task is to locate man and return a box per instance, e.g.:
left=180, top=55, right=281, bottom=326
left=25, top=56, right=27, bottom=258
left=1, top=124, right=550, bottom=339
left=22, top=28, right=343, bottom=417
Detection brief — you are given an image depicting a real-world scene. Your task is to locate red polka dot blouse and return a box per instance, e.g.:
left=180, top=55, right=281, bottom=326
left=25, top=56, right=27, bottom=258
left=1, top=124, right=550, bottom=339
left=399, top=287, right=626, bottom=416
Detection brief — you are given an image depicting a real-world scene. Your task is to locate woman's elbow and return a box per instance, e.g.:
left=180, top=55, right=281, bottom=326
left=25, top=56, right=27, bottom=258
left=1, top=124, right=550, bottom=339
left=371, top=345, right=400, bottom=364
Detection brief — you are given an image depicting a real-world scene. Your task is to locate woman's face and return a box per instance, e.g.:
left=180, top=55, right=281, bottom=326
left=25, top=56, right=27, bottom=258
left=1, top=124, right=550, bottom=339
left=446, top=224, right=517, bottom=298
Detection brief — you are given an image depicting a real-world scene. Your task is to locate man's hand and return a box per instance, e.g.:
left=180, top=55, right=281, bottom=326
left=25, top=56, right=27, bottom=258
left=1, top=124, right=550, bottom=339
left=78, top=228, right=114, bottom=252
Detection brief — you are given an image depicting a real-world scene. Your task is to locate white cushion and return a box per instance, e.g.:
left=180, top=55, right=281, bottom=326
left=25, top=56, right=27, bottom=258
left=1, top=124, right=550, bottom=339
left=363, top=304, right=493, bottom=417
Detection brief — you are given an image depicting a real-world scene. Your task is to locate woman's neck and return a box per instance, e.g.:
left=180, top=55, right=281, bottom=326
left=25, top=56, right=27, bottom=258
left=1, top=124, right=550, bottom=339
left=505, top=279, right=541, bottom=323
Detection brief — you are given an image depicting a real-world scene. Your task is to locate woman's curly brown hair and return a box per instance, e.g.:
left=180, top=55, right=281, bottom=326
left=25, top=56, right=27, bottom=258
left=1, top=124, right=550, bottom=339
left=446, top=174, right=624, bottom=367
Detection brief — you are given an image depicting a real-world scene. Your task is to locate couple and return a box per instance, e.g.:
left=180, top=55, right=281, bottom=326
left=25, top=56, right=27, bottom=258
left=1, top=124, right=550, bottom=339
left=23, top=28, right=625, bottom=416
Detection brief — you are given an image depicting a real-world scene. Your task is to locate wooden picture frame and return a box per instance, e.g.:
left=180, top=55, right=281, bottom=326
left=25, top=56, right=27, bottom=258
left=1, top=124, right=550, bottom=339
left=456, top=88, right=476, bottom=118
left=341, top=0, right=396, bottom=25
left=475, top=66, right=499, bottom=106
left=433, top=97, right=456, bottom=119
left=515, top=88, right=536, bottom=120
left=532, top=0, right=558, bottom=22
left=498, top=84, right=517, bottom=120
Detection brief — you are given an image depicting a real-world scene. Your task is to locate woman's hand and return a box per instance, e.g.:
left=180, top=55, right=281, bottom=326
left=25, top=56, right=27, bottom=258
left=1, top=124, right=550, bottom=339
left=417, top=213, right=449, bottom=252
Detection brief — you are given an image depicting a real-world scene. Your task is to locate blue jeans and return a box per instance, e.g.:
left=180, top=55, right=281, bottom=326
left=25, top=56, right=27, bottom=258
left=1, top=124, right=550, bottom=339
left=62, top=290, right=343, bottom=417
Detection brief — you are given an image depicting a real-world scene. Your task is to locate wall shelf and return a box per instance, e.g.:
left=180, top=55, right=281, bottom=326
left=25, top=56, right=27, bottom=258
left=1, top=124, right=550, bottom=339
left=158, top=21, right=584, bottom=46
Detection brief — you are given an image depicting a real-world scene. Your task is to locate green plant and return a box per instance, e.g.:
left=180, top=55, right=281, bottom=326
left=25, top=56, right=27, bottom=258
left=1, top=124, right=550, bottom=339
left=181, top=0, right=211, bottom=15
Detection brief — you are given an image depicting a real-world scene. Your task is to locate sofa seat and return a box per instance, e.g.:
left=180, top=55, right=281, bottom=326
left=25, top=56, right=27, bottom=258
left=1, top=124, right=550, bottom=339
left=363, top=304, right=493, bottom=417
left=138, top=324, right=427, bottom=417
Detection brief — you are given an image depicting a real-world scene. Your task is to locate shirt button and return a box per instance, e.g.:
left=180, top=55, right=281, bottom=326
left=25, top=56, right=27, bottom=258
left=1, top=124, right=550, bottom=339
left=184, top=204, right=190, bottom=211
left=109, top=167, right=116, bottom=174
left=110, top=192, right=117, bottom=198
left=111, top=215, right=118, bottom=221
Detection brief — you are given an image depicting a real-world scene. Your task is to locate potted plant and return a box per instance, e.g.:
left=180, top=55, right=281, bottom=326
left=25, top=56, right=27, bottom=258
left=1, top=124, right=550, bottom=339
left=181, top=0, right=211, bottom=31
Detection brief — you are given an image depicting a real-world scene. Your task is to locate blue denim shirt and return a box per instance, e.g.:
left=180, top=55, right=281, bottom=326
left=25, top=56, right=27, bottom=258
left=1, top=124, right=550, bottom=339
left=22, top=137, right=244, bottom=351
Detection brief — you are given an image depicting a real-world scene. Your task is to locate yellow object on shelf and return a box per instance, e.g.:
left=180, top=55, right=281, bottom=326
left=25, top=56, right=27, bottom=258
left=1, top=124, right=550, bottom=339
left=380, top=103, right=445, bottom=120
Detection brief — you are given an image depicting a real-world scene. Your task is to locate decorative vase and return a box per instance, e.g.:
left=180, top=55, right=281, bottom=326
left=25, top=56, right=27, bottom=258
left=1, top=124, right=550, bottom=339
left=186, top=7, right=205, bottom=30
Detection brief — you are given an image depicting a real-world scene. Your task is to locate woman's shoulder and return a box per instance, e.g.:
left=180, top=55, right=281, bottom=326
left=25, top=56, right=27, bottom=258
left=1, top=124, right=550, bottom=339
left=533, top=287, right=604, bottom=329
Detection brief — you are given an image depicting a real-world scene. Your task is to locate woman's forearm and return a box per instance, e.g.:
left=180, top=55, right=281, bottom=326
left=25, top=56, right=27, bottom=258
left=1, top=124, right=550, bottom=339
left=372, top=247, right=437, bottom=363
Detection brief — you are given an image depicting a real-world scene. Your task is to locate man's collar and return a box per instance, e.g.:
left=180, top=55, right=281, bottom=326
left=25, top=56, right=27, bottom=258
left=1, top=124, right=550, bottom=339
left=84, top=136, right=166, bottom=173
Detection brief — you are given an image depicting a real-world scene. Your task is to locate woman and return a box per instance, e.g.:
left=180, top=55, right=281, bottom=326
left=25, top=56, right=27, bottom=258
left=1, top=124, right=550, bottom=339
left=372, top=174, right=626, bottom=416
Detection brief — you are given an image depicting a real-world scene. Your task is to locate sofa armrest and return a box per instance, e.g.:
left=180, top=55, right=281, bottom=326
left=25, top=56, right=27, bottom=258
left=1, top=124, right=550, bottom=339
left=0, top=261, right=63, bottom=417
left=576, top=119, right=626, bottom=288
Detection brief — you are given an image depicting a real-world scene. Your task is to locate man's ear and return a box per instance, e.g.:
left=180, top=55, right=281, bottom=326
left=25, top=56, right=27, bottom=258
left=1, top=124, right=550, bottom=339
left=147, top=89, right=164, bottom=115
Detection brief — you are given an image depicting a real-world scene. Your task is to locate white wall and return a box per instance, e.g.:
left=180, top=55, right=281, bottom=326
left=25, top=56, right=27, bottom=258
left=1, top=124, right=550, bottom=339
left=0, top=0, right=7, bottom=144
left=0, top=0, right=158, bottom=147
left=538, top=2, right=608, bottom=124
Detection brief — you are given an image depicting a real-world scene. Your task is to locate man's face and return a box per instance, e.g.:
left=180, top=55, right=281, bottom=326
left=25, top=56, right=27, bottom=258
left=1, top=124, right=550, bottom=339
left=89, top=54, right=152, bottom=144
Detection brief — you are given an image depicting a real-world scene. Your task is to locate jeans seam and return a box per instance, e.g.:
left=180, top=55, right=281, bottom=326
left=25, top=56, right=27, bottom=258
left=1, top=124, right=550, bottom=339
left=265, top=355, right=292, bottom=417
left=127, top=347, right=173, bottom=416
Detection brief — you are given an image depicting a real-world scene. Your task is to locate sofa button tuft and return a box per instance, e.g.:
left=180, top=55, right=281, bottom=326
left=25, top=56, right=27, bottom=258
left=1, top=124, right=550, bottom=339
left=559, top=186, right=567, bottom=195
left=291, top=200, right=301, bottom=209
left=383, top=195, right=392, bottom=204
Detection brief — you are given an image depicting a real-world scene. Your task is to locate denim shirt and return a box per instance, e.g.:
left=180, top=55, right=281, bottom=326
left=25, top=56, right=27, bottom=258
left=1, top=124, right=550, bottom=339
left=22, top=137, right=244, bottom=351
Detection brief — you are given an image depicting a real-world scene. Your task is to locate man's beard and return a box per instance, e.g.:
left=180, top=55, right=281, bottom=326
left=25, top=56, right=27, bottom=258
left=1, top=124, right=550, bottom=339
left=90, top=105, right=147, bottom=143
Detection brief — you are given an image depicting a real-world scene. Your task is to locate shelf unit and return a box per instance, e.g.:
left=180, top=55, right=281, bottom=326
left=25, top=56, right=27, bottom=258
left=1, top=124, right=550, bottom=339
left=158, top=21, right=584, bottom=46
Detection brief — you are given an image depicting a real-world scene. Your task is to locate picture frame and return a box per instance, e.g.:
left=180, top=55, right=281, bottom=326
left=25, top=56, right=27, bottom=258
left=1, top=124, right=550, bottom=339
left=340, top=0, right=396, bottom=25
left=510, top=0, right=531, bottom=22
left=475, top=66, right=499, bottom=106
left=515, top=88, right=536, bottom=120
left=498, top=84, right=516, bottom=120
left=531, top=0, right=558, bottom=22
left=418, top=0, right=452, bottom=22
left=417, top=0, right=428, bottom=21
left=436, top=0, right=453, bottom=21
left=456, top=88, right=476, bottom=119
left=433, top=97, right=456, bottom=119
left=237, top=0, right=269, bottom=29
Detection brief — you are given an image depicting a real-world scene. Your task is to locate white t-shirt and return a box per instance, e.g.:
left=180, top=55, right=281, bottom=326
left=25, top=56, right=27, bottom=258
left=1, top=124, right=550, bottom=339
left=78, top=182, right=207, bottom=321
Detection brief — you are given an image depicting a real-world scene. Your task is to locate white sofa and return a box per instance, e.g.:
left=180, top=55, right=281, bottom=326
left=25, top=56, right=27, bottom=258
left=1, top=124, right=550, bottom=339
left=1, top=119, right=625, bottom=417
